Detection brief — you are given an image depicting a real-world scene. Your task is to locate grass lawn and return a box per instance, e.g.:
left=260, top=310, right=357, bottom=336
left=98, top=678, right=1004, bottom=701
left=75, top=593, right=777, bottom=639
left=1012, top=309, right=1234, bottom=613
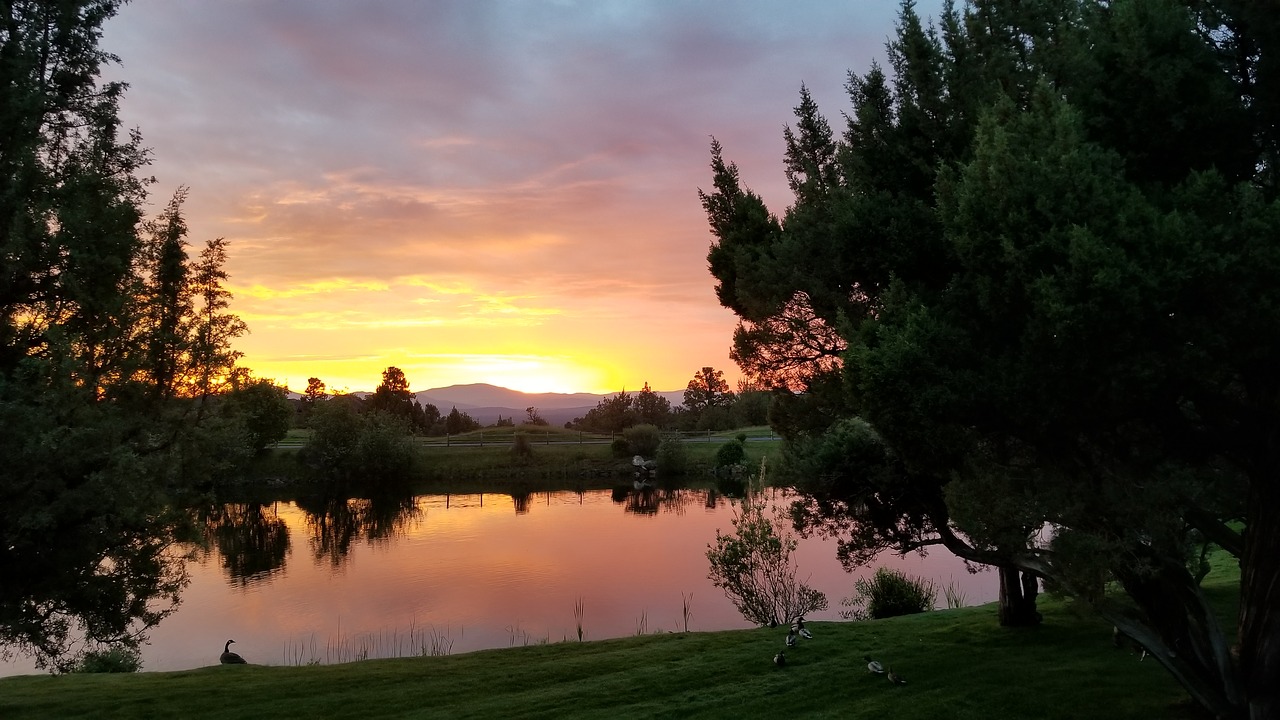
left=0, top=570, right=1232, bottom=719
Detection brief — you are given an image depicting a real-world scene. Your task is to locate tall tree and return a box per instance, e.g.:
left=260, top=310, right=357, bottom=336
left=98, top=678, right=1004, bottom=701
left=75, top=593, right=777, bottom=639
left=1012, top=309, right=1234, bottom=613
left=703, top=1, right=1279, bottom=716
left=635, top=382, right=673, bottom=427
left=0, top=0, right=248, bottom=670
left=683, top=367, right=734, bottom=414
left=368, top=366, right=412, bottom=419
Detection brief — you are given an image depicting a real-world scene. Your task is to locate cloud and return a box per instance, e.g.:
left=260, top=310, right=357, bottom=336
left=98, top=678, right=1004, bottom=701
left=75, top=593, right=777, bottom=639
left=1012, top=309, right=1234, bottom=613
left=102, top=0, right=944, bottom=391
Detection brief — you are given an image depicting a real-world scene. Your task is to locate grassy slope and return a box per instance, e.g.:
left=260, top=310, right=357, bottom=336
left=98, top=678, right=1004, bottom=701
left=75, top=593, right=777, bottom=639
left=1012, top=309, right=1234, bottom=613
left=1, top=576, right=1234, bottom=720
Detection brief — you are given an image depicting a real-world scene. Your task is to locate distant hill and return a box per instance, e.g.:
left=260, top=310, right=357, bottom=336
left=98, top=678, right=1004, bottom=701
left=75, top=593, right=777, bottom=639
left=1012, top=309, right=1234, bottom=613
left=290, top=383, right=687, bottom=427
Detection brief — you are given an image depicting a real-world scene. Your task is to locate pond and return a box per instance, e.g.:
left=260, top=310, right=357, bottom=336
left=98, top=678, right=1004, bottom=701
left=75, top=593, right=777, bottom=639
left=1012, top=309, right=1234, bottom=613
left=0, top=485, right=998, bottom=675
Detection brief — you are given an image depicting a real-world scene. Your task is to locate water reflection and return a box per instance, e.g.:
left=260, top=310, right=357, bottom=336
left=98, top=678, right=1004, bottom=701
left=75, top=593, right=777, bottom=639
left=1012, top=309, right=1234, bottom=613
left=294, top=492, right=422, bottom=566
left=610, top=484, right=718, bottom=516
left=0, top=485, right=1001, bottom=676
left=198, top=503, right=291, bottom=587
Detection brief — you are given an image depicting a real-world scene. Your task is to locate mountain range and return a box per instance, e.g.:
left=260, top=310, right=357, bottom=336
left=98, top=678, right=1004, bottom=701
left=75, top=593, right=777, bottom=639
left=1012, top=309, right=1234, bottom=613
left=297, top=383, right=687, bottom=427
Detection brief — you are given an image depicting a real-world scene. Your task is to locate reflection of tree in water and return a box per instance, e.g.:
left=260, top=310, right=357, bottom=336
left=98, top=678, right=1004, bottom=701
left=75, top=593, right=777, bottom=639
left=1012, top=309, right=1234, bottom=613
left=511, top=492, right=531, bottom=515
left=198, top=503, right=291, bottom=587
left=295, top=492, right=422, bottom=567
left=610, top=486, right=711, bottom=516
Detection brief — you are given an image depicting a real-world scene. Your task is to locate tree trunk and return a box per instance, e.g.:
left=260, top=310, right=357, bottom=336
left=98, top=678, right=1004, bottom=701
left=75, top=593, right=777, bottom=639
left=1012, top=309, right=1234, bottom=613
left=1107, top=554, right=1244, bottom=719
left=1241, top=478, right=1280, bottom=720
left=997, top=565, right=1042, bottom=627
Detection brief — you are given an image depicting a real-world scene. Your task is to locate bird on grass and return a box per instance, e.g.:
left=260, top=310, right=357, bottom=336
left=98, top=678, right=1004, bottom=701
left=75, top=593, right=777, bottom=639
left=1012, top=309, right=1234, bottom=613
left=785, top=630, right=797, bottom=648
left=887, top=666, right=907, bottom=685
left=791, top=617, right=813, bottom=639
left=864, top=655, right=885, bottom=674
left=220, top=639, right=247, bottom=665
left=774, top=651, right=786, bottom=668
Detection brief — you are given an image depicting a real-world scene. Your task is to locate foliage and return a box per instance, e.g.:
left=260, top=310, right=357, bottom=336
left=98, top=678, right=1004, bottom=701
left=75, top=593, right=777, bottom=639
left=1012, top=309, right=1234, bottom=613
left=221, top=376, right=292, bottom=453
left=299, top=377, right=328, bottom=427
left=354, top=411, right=416, bottom=483
left=634, top=383, right=672, bottom=427
left=609, top=437, right=630, bottom=459
left=701, top=1, right=1280, bottom=715
left=623, top=424, right=662, bottom=457
left=510, top=432, right=535, bottom=461
left=0, top=0, right=247, bottom=671
left=444, top=406, right=480, bottom=435
left=655, top=438, right=689, bottom=476
left=684, top=366, right=735, bottom=414
left=714, top=439, right=747, bottom=468
left=571, top=389, right=637, bottom=433
left=301, top=400, right=414, bottom=483
left=525, top=407, right=548, bottom=426
left=368, top=366, right=412, bottom=420
left=707, top=462, right=827, bottom=626
left=840, top=567, right=937, bottom=621
left=71, top=646, right=142, bottom=674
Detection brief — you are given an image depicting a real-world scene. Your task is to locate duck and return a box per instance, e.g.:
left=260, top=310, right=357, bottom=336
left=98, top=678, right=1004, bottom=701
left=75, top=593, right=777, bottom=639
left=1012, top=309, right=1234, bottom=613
left=864, top=655, right=885, bottom=674
left=791, top=617, right=813, bottom=639
left=887, top=666, right=906, bottom=685
left=785, top=630, right=797, bottom=647
left=220, top=639, right=247, bottom=665
left=774, top=651, right=786, bottom=667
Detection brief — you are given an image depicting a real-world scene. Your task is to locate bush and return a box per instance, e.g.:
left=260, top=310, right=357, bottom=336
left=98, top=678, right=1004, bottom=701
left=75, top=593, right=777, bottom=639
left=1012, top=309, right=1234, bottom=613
left=655, top=438, right=688, bottom=475
left=841, top=567, right=937, bottom=620
left=73, top=647, right=142, bottom=673
left=715, top=439, right=746, bottom=468
left=623, top=424, right=662, bottom=457
left=610, top=437, right=630, bottom=458
left=706, top=462, right=827, bottom=626
left=510, top=432, right=535, bottom=461
left=355, top=411, right=416, bottom=481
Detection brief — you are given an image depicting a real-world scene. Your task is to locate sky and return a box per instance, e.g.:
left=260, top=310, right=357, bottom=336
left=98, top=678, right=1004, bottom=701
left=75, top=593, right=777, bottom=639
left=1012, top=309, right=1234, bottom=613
left=100, top=0, right=940, bottom=395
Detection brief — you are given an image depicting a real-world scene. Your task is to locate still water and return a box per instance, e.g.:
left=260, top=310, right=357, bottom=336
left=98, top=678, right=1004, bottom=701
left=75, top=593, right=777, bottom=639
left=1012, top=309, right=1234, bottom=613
left=2, top=485, right=996, bottom=675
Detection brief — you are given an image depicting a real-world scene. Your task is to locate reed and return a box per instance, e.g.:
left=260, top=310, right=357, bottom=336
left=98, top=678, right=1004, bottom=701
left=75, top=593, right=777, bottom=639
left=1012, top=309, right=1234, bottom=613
left=284, top=619, right=458, bottom=666
left=942, top=576, right=968, bottom=609
left=574, top=596, right=586, bottom=642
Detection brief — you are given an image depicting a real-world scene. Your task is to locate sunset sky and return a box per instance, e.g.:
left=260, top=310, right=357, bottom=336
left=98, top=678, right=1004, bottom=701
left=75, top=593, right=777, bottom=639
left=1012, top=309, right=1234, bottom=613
left=101, top=1, right=940, bottom=395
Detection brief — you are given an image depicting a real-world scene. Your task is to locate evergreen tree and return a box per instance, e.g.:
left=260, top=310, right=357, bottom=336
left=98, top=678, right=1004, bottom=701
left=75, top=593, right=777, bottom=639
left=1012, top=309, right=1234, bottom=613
left=0, top=1, right=248, bottom=669
left=703, top=2, right=1280, bottom=715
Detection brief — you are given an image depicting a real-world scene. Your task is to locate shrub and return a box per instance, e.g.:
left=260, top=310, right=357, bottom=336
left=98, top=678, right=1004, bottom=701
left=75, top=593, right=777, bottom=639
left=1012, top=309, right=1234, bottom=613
left=714, top=439, right=746, bottom=468
left=510, top=432, right=535, bottom=461
left=623, top=424, right=662, bottom=457
left=354, top=411, right=415, bottom=481
left=73, top=647, right=142, bottom=673
left=840, top=566, right=937, bottom=620
left=706, top=460, right=827, bottom=626
left=610, top=437, right=630, bottom=458
left=655, top=438, right=688, bottom=475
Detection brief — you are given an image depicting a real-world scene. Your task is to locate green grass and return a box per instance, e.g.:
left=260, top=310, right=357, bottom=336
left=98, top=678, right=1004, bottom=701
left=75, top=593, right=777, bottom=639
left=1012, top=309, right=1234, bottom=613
left=243, top=427, right=781, bottom=494
left=1, top=574, right=1231, bottom=719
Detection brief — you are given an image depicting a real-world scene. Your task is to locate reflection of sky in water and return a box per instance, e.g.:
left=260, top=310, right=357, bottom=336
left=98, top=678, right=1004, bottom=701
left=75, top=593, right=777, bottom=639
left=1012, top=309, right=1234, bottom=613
left=1, top=489, right=997, bottom=675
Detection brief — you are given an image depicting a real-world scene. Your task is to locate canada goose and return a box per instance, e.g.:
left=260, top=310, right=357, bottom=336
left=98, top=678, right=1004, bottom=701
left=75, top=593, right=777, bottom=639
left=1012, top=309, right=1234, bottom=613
left=887, top=666, right=906, bottom=685
left=785, top=630, right=797, bottom=647
left=220, top=639, right=247, bottom=665
left=774, top=651, right=786, bottom=667
left=864, top=655, right=885, bottom=674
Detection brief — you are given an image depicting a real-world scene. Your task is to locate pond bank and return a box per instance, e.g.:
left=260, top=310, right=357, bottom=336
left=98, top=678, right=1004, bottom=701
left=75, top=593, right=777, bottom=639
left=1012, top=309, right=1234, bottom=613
left=0, top=584, right=1225, bottom=720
